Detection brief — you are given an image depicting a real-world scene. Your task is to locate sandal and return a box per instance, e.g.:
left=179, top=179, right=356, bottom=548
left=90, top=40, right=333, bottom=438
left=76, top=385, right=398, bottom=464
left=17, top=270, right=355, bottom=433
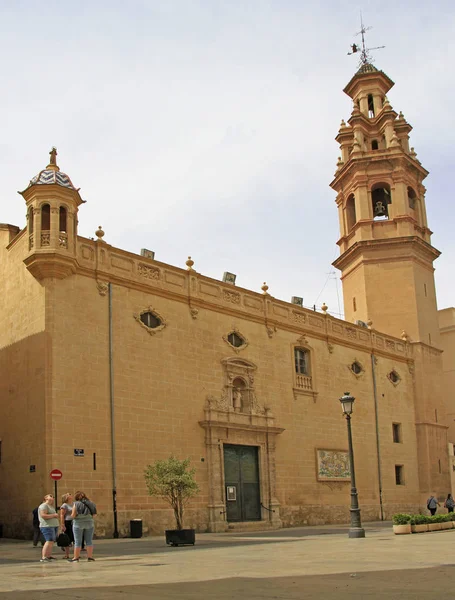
left=88, top=557, right=95, bottom=561
left=68, top=558, right=79, bottom=562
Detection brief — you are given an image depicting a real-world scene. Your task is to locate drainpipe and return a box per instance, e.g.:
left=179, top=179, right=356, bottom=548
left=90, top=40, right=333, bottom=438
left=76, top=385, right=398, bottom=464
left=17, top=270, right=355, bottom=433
left=371, top=353, right=384, bottom=520
left=109, top=283, right=119, bottom=538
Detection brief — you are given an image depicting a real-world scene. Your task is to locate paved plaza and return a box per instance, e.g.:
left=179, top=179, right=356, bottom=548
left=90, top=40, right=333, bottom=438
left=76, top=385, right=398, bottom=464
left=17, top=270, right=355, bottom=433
left=1, top=521, right=455, bottom=599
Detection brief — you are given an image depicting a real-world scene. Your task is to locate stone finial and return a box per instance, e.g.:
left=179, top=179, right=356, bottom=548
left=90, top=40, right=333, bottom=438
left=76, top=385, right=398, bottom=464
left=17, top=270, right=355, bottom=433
left=398, top=111, right=404, bottom=119
left=261, top=282, right=269, bottom=295
left=383, top=97, right=392, bottom=111
left=336, top=157, right=344, bottom=169
left=186, top=256, right=194, bottom=271
left=390, top=132, right=400, bottom=147
left=410, top=147, right=417, bottom=158
left=367, top=319, right=373, bottom=330
left=95, top=226, right=105, bottom=240
left=47, top=147, right=59, bottom=170
left=321, top=302, right=328, bottom=313
left=340, top=119, right=346, bottom=128
left=401, top=330, right=409, bottom=342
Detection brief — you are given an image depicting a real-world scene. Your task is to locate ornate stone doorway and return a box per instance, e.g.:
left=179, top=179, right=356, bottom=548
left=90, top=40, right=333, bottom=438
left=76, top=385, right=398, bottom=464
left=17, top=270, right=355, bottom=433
left=224, top=444, right=261, bottom=522
left=199, top=357, right=284, bottom=532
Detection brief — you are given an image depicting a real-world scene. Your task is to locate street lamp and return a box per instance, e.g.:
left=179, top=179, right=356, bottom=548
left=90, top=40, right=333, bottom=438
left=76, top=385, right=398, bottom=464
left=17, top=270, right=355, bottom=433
left=339, top=391, right=365, bottom=539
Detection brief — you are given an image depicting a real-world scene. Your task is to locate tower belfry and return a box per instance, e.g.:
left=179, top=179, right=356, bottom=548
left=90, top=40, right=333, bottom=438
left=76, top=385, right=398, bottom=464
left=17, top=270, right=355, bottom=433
left=331, top=59, right=440, bottom=345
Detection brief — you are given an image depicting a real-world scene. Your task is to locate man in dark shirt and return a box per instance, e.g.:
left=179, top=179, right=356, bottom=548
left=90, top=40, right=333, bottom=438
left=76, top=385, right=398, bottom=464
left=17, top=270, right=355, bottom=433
left=32, top=507, right=44, bottom=546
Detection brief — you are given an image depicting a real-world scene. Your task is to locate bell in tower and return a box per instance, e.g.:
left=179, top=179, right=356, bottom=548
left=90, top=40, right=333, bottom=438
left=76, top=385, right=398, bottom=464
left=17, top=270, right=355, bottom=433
left=372, top=186, right=391, bottom=219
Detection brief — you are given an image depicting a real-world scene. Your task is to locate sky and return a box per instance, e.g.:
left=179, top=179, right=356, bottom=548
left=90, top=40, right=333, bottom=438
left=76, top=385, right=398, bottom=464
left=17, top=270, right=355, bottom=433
left=0, top=0, right=454, bottom=318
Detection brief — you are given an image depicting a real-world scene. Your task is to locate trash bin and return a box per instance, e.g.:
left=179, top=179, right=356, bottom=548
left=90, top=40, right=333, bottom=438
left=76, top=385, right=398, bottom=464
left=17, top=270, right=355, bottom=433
left=130, top=519, right=142, bottom=538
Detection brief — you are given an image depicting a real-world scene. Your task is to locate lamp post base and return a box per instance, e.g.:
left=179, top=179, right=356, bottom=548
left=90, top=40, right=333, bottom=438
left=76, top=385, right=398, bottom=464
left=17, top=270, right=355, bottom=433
left=348, top=527, right=366, bottom=538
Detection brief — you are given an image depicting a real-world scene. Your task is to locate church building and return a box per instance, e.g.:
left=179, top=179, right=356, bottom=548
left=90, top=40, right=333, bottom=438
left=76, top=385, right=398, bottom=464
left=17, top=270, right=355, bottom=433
left=0, top=61, right=452, bottom=538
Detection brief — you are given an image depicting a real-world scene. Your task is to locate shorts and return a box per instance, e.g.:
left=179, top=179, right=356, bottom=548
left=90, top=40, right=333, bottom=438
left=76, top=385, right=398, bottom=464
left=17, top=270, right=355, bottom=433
left=40, top=526, right=58, bottom=542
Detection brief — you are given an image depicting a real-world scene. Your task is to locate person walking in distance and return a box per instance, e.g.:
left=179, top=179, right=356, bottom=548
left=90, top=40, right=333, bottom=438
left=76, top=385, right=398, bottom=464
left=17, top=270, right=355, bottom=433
left=59, top=493, right=75, bottom=559
left=444, top=493, right=455, bottom=514
left=68, top=491, right=97, bottom=562
left=427, top=494, right=440, bottom=516
left=38, top=494, right=59, bottom=562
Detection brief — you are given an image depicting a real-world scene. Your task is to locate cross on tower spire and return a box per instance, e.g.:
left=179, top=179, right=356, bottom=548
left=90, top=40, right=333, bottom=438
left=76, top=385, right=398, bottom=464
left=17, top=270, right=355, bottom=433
left=347, top=14, right=385, bottom=67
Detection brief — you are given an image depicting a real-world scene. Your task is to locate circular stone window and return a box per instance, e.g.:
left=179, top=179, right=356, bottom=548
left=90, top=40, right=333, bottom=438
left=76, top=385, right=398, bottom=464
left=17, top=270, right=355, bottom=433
left=227, top=332, right=245, bottom=348
left=350, top=361, right=363, bottom=375
left=140, top=311, right=161, bottom=329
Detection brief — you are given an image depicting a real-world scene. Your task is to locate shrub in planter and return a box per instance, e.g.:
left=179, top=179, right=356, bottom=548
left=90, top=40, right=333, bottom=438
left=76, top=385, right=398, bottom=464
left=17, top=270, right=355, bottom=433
left=392, top=513, right=411, bottom=535
left=428, top=515, right=443, bottom=531
left=144, top=456, right=199, bottom=546
left=410, top=514, right=429, bottom=533
left=392, top=513, right=412, bottom=525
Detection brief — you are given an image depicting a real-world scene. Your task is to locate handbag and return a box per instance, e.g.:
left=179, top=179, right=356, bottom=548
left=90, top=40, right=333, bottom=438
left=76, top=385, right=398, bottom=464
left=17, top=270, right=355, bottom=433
left=56, top=532, right=70, bottom=547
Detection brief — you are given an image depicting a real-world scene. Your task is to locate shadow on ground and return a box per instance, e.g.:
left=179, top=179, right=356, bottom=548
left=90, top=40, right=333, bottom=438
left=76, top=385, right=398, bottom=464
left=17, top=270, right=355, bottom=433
left=2, top=567, right=455, bottom=600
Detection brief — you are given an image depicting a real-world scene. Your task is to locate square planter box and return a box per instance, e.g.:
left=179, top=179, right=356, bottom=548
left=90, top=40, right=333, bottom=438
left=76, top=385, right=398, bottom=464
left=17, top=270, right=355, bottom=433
left=393, top=524, right=411, bottom=535
left=165, top=529, right=196, bottom=546
left=440, top=522, right=453, bottom=530
left=411, top=524, right=428, bottom=533
left=428, top=523, right=442, bottom=531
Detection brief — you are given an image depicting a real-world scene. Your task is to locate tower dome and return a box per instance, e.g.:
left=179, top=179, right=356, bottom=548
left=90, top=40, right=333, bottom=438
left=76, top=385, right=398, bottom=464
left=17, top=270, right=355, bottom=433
left=25, top=147, right=78, bottom=191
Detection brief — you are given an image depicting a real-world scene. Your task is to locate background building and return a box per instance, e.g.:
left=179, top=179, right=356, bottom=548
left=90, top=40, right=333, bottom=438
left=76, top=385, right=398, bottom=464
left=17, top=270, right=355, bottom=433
left=0, top=63, right=452, bottom=538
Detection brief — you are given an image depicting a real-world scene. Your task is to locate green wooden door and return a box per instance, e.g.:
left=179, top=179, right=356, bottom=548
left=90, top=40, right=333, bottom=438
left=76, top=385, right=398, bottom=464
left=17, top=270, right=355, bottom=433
left=223, top=444, right=261, bottom=522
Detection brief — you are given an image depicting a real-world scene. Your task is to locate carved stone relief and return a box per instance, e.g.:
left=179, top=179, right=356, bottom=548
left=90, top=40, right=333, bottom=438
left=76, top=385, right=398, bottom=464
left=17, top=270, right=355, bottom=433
left=96, top=281, right=109, bottom=296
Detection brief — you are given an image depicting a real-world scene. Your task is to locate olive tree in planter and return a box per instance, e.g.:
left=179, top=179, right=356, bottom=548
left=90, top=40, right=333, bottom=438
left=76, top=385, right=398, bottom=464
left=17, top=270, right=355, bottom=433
left=392, top=513, right=412, bottom=535
left=144, top=456, right=199, bottom=546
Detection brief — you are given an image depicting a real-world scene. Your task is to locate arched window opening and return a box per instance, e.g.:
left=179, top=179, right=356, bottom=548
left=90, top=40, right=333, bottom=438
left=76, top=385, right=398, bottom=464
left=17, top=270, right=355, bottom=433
left=371, top=184, right=391, bottom=220
left=407, top=187, right=417, bottom=210
left=59, top=207, right=67, bottom=232
left=41, top=204, right=50, bottom=230
left=346, top=194, right=357, bottom=231
left=28, top=207, right=34, bottom=234
left=368, top=94, right=375, bottom=118
left=371, top=139, right=379, bottom=150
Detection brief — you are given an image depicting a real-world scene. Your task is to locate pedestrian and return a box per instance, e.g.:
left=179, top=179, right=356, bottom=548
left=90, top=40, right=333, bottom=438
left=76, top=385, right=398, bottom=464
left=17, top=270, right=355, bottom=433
left=68, top=491, right=97, bottom=562
left=38, top=494, right=59, bottom=562
left=32, top=507, right=44, bottom=547
left=444, top=493, right=455, bottom=513
left=59, top=493, right=74, bottom=559
left=427, top=494, right=440, bottom=516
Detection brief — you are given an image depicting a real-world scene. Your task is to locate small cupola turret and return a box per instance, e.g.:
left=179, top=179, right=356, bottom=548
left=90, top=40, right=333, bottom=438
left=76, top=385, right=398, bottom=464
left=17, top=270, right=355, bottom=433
left=19, top=148, right=85, bottom=280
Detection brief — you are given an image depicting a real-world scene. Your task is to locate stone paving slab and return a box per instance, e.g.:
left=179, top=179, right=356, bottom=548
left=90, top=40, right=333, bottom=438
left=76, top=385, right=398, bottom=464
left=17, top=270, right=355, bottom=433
left=1, top=568, right=455, bottom=600
left=0, top=523, right=454, bottom=599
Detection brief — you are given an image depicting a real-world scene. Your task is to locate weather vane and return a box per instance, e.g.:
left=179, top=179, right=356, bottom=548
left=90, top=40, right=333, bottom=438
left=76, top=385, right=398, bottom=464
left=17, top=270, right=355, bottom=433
left=347, top=14, right=385, bottom=66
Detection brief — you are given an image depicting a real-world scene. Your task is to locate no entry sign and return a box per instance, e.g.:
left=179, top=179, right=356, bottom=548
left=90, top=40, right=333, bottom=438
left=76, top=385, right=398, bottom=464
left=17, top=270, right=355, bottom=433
left=49, top=469, right=63, bottom=481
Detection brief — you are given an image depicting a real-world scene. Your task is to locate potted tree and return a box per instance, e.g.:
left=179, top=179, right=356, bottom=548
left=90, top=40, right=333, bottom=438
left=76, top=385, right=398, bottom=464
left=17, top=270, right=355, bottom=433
left=144, top=455, right=199, bottom=546
left=392, top=513, right=411, bottom=535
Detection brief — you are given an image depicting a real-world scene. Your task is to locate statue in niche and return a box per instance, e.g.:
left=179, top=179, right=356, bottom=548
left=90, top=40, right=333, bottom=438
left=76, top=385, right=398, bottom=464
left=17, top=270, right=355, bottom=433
left=233, top=388, right=242, bottom=412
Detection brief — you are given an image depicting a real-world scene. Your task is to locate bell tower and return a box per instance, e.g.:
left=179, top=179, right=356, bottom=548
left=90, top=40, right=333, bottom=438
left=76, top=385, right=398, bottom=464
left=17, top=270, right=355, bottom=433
left=331, top=63, right=440, bottom=345
left=20, top=148, right=84, bottom=280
